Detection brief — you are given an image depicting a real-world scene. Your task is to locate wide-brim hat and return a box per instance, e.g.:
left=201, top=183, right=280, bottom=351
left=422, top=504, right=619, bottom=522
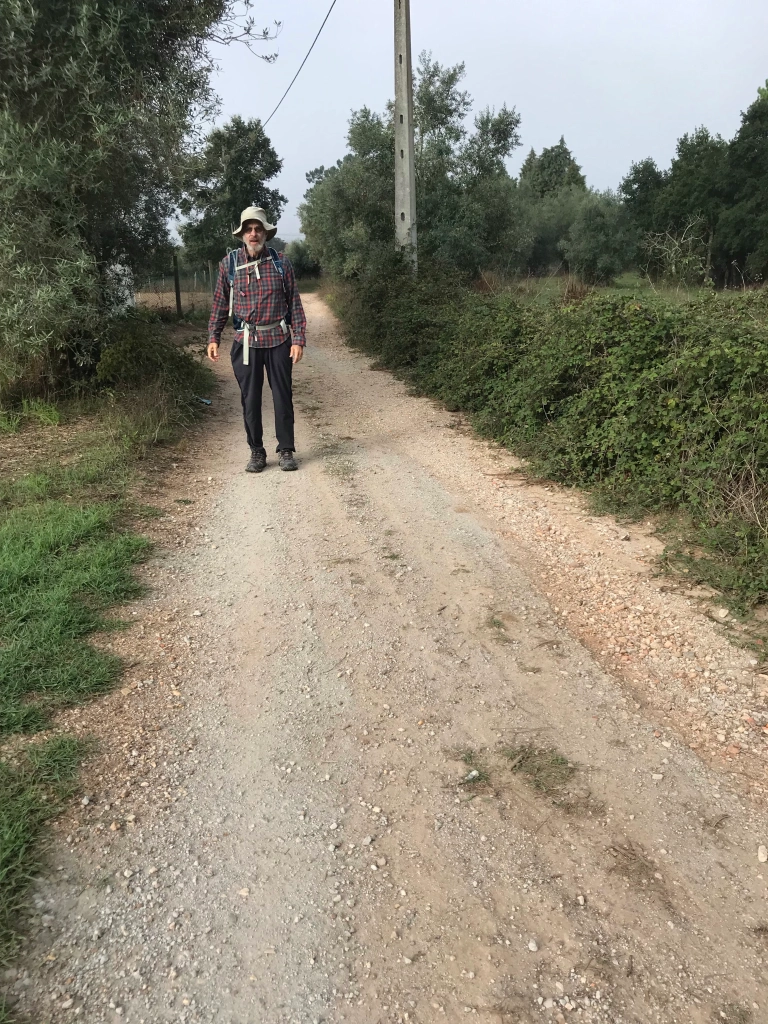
left=233, top=206, right=278, bottom=240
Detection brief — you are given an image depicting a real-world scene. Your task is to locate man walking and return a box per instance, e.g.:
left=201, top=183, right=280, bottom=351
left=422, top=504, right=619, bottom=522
left=207, top=206, right=307, bottom=472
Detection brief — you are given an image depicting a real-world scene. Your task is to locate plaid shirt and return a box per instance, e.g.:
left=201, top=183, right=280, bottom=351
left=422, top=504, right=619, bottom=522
left=208, top=247, right=307, bottom=349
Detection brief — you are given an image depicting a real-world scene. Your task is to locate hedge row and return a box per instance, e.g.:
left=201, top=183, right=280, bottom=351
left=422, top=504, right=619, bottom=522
left=331, top=261, right=768, bottom=609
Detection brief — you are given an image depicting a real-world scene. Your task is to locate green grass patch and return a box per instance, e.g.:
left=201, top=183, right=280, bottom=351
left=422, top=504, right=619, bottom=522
left=1, top=736, right=92, bottom=964
left=0, top=311, right=214, bottom=976
left=0, top=501, right=148, bottom=735
left=0, top=411, right=21, bottom=435
left=296, top=277, right=323, bottom=294
left=25, top=735, right=94, bottom=788
left=21, top=398, right=60, bottom=426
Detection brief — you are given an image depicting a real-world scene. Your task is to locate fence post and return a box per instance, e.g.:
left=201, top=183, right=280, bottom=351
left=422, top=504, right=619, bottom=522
left=172, top=251, right=182, bottom=318
left=208, top=260, right=215, bottom=301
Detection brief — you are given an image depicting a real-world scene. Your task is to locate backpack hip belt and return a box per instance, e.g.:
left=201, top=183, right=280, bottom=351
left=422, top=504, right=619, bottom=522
left=241, top=319, right=288, bottom=366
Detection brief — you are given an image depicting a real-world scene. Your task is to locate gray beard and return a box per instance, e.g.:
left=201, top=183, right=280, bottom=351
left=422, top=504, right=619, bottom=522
left=245, top=241, right=264, bottom=258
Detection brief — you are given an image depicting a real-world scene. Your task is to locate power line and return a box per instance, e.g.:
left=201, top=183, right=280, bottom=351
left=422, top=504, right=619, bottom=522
left=262, top=0, right=340, bottom=128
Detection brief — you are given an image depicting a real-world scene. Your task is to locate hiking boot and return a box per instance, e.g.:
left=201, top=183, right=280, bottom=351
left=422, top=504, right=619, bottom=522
left=278, top=449, right=298, bottom=471
left=246, top=447, right=267, bottom=473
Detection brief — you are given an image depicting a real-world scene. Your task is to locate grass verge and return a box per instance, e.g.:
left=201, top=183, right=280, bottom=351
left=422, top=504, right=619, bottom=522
left=0, top=310, right=213, bottom=972
left=0, top=737, right=93, bottom=962
left=0, top=502, right=148, bottom=736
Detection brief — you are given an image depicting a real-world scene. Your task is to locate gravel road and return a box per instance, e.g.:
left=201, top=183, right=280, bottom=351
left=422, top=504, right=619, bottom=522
left=4, top=295, right=768, bottom=1024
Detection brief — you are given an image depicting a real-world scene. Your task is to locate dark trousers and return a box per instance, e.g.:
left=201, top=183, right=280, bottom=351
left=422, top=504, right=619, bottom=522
left=231, top=340, right=295, bottom=452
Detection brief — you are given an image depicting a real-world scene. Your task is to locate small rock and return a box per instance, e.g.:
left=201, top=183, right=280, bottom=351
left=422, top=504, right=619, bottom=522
left=576, top=895, right=585, bottom=906
left=60, top=998, right=73, bottom=1009
left=758, top=845, right=768, bottom=864
left=362, top=835, right=373, bottom=846
left=619, top=532, right=630, bottom=541
left=652, top=773, right=664, bottom=781
left=376, top=857, right=387, bottom=867
left=464, top=769, right=480, bottom=782
left=528, top=939, right=538, bottom=952
left=716, top=608, right=729, bottom=620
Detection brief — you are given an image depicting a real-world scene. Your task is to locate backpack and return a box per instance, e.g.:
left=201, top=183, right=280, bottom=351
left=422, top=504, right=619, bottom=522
left=227, top=247, right=292, bottom=330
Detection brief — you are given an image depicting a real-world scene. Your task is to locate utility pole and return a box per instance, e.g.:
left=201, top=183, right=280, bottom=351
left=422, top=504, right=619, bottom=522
left=394, top=0, right=417, bottom=266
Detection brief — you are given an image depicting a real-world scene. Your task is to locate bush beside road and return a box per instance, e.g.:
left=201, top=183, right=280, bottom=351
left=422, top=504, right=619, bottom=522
left=330, top=260, right=768, bottom=615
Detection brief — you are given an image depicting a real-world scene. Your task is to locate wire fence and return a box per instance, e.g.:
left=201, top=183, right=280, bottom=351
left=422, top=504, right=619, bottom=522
left=133, top=264, right=322, bottom=315
left=134, top=268, right=214, bottom=315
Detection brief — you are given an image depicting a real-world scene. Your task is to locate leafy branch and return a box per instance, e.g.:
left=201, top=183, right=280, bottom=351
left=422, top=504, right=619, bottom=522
left=208, top=1, right=282, bottom=62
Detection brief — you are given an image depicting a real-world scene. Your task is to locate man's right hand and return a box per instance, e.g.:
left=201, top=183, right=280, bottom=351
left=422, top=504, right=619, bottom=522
left=207, top=342, right=220, bottom=362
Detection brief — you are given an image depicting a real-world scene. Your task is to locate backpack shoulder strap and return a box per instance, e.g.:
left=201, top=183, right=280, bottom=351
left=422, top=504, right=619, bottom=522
left=268, top=247, right=292, bottom=327
left=227, top=249, right=239, bottom=323
left=268, top=246, right=284, bottom=278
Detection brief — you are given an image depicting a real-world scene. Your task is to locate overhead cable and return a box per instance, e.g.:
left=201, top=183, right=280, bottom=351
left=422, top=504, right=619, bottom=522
left=262, top=0, right=340, bottom=128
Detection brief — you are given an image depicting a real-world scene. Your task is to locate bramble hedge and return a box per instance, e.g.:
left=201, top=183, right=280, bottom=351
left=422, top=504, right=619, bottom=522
left=332, top=259, right=768, bottom=608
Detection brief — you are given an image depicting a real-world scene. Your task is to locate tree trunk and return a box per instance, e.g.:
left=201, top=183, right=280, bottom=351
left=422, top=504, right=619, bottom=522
left=705, top=227, right=714, bottom=283
left=173, top=251, right=183, bottom=318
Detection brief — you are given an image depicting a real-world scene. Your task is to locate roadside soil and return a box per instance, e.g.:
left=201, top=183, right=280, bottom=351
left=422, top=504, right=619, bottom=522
left=3, top=295, right=768, bottom=1024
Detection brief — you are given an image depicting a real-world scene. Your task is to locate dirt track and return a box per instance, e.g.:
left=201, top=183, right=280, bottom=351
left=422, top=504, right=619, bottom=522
left=5, top=295, right=768, bottom=1024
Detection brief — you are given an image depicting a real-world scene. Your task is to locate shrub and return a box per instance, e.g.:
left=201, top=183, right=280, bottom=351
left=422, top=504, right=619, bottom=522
left=332, top=268, right=768, bottom=608
left=561, top=192, right=637, bottom=284
left=285, top=239, right=321, bottom=278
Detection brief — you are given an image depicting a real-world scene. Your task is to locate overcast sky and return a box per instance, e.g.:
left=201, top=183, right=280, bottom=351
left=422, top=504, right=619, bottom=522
left=208, top=0, right=768, bottom=240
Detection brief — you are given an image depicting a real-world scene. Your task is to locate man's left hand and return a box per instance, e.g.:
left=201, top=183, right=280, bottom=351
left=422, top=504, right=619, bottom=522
left=290, top=345, right=304, bottom=365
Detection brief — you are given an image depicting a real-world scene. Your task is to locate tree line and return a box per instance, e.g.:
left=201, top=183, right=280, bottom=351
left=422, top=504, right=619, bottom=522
left=3, top=9, right=766, bottom=401
left=299, top=55, right=768, bottom=289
